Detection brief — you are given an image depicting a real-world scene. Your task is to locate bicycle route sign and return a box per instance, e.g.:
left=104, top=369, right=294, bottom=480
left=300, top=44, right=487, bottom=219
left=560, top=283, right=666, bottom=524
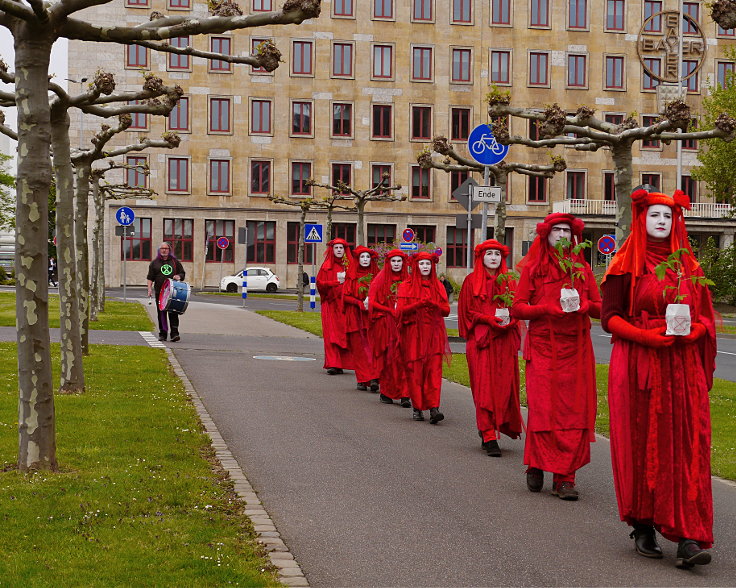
left=467, top=124, right=509, bottom=166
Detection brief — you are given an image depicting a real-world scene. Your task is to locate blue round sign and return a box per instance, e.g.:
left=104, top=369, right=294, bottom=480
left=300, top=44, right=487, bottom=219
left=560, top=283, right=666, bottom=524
left=597, top=234, right=617, bottom=255
left=402, top=228, right=415, bottom=243
left=216, top=236, right=230, bottom=250
left=115, top=206, right=135, bottom=226
left=435, top=247, right=443, bottom=257
left=467, top=124, right=509, bottom=165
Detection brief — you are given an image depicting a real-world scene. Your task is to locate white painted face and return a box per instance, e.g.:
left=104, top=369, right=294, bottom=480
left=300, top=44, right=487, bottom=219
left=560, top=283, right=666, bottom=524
left=389, top=256, right=403, bottom=272
left=418, top=259, right=432, bottom=276
left=333, top=244, right=344, bottom=258
left=646, top=204, right=673, bottom=241
left=483, top=249, right=502, bottom=270
left=548, top=223, right=572, bottom=247
left=359, top=252, right=371, bottom=267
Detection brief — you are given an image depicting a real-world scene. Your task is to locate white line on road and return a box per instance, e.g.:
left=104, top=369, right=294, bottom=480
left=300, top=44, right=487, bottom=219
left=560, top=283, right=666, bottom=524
left=139, top=331, right=166, bottom=348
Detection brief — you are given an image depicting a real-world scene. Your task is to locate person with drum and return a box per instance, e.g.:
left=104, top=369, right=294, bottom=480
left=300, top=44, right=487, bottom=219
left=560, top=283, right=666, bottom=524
left=147, top=242, right=186, bottom=342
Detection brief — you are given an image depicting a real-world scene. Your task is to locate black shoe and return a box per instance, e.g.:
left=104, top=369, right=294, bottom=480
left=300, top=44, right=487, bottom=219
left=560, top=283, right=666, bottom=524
left=379, top=394, right=394, bottom=404
left=412, top=409, right=425, bottom=421
left=552, top=481, right=579, bottom=501
left=356, top=382, right=368, bottom=391
left=629, top=525, right=663, bottom=559
left=429, top=407, right=444, bottom=425
left=526, top=468, right=544, bottom=492
left=170, top=334, right=180, bottom=342
left=159, top=334, right=167, bottom=342
left=399, top=397, right=411, bottom=408
left=676, top=539, right=711, bottom=569
left=326, top=367, right=343, bottom=375
left=370, top=379, right=380, bottom=392
left=483, top=440, right=502, bottom=457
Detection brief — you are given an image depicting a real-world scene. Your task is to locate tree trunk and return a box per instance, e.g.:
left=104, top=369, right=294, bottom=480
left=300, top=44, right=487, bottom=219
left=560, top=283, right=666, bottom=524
left=89, top=182, right=104, bottom=321
left=51, top=105, right=85, bottom=395
left=74, top=163, right=92, bottom=354
left=611, top=143, right=634, bottom=243
left=494, top=171, right=509, bottom=245
left=356, top=200, right=366, bottom=246
left=325, top=206, right=334, bottom=244
left=14, top=30, right=58, bottom=472
left=296, top=208, right=306, bottom=312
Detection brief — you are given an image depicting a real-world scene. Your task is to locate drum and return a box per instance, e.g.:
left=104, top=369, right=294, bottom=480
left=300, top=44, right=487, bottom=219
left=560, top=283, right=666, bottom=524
left=158, top=279, right=191, bottom=314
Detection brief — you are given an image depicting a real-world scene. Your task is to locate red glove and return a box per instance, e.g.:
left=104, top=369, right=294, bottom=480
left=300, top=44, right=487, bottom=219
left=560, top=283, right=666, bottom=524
left=401, top=302, right=424, bottom=315
left=545, top=303, right=566, bottom=318
left=679, top=322, right=706, bottom=344
left=607, top=315, right=674, bottom=348
left=481, top=315, right=505, bottom=330
left=574, top=300, right=590, bottom=315
left=512, top=303, right=547, bottom=320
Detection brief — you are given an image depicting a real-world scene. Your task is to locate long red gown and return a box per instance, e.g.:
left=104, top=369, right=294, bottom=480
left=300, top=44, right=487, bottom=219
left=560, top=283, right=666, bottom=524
left=316, top=242, right=354, bottom=371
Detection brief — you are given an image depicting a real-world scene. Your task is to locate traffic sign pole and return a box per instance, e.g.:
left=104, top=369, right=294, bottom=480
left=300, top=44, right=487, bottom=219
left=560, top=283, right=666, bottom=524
left=122, top=226, right=127, bottom=303
left=242, top=226, right=248, bottom=307
left=481, top=166, right=491, bottom=241
left=466, top=188, right=473, bottom=270
left=311, top=243, right=316, bottom=311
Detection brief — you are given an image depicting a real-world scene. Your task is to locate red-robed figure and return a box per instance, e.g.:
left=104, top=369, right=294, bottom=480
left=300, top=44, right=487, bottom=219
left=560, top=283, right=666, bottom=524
left=368, top=249, right=411, bottom=408
left=317, top=238, right=354, bottom=375
left=458, top=239, right=523, bottom=457
left=396, top=252, right=451, bottom=424
left=342, top=246, right=380, bottom=391
left=511, top=213, right=601, bottom=501
left=601, top=188, right=716, bottom=569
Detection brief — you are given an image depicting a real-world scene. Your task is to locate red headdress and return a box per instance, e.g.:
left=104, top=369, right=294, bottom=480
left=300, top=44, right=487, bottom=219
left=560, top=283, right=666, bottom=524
left=370, top=249, right=409, bottom=304
left=466, top=239, right=511, bottom=299
left=399, top=251, right=446, bottom=304
left=343, top=246, right=379, bottom=298
left=516, top=213, right=586, bottom=278
left=321, top=238, right=352, bottom=273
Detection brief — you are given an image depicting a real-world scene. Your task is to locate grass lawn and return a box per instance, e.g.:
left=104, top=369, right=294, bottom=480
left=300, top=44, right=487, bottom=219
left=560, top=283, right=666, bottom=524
left=0, top=292, right=153, bottom=331
left=0, top=343, right=279, bottom=586
left=199, top=291, right=320, bottom=302
left=259, top=310, right=735, bottom=481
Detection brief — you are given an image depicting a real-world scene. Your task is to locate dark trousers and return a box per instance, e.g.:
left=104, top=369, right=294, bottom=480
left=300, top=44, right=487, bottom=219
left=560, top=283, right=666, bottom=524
left=155, top=287, right=180, bottom=336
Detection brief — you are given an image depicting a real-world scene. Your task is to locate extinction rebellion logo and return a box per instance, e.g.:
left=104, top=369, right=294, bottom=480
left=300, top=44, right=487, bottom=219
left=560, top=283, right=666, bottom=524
left=637, top=11, right=707, bottom=83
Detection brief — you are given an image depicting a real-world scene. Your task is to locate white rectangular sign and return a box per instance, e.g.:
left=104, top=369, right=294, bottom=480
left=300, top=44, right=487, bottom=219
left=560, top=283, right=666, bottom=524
left=472, top=185, right=502, bottom=202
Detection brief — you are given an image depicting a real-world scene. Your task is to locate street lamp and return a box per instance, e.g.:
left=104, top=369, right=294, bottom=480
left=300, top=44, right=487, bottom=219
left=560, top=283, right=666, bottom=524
left=65, top=77, right=88, bottom=149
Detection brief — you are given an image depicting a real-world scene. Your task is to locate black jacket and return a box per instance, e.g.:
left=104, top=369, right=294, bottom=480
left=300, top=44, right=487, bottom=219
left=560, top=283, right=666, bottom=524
left=147, top=256, right=185, bottom=293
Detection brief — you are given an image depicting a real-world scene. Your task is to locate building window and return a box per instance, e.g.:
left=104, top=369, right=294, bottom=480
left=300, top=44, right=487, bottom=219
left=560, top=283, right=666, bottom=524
left=446, top=227, right=470, bottom=268
left=606, top=0, right=625, bottom=30
left=566, top=171, right=586, bottom=199
left=413, top=0, right=432, bottom=20
left=332, top=163, right=352, bottom=191
left=642, top=115, right=660, bottom=148
left=367, top=224, right=396, bottom=247
left=251, top=99, right=272, bottom=134
left=643, top=0, right=662, bottom=32
left=251, top=160, right=271, bottom=195
left=251, top=38, right=271, bottom=74
left=603, top=171, right=616, bottom=201
left=450, top=169, right=468, bottom=198
left=492, top=0, right=511, bottom=25
left=412, top=47, right=433, bottom=81
left=167, top=157, right=189, bottom=193
left=291, top=162, right=312, bottom=196
left=373, top=45, right=393, bottom=79
left=641, top=173, right=661, bottom=190
left=569, top=0, right=587, bottom=28
left=253, top=0, right=272, bottom=10
left=209, top=97, right=231, bottom=133
left=169, top=0, right=190, bottom=8
left=452, top=0, right=472, bottom=23
left=450, top=107, right=470, bottom=141
left=411, top=165, right=431, bottom=199
left=126, top=156, right=147, bottom=188
left=373, top=0, right=393, bottom=19
left=287, top=222, right=315, bottom=264
left=718, top=25, right=735, bottom=37
left=717, top=61, right=735, bottom=88
left=126, top=44, right=148, bottom=68
left=372, top=105, right=392, bottom=139
left=409, top=225, right=436, bottom=244
left=128, top=100, right=147, bottom=130
left=126, top=0, right=148, bottom=6
left=292, top=101, right=312, bottom=136
left=292, top=40, right=313, bottom=75
left=334, top=0, right=354, bottom=17
left=683, top=2, right=699, bottom=34
left=451, top=48, right=472, bottom=83
left=683, top=60, right=698, bottom=92
left=491, top=50, right=511, bottom=85
left=372, top=164, right=392, bottom=192
left=604, top=113, right=624, bottom=125
left=529, top=52, right=549, bottom=86
left=681, top=175, right=697, bottom=201
left=332, top=103, right=352, bottom=138
left=206, top=220, right=235, bottom=263
left=168, top=96, right=189, bottom=131
left=567, top=54, right=587, bottom=87
left=528, top=176, right=547, bottom=202
left=209, top=159, right=230, bottom=194
left=333, top=43, right=353, bottom=78
left=682, top=119, right=698, bottom=150
left=210, top=37, right=232, bottom=72
left=168, top=36, right=190, bottom=70
left=411, top=106, right=432, bottom=140
left=529, top=119, right=541, bottom=140
left=605, top=56, right=624, bottom=89
left=331, top=223, right=356, bottom=249
left=163, top=218, right=194, bottom=262
left=245, top=220, right=275, bottom=264
left=643, top=57, right=661, bottom=90
left=121, top=217, right=152, bottom=261
left=530, top=0, right=549, bottom=27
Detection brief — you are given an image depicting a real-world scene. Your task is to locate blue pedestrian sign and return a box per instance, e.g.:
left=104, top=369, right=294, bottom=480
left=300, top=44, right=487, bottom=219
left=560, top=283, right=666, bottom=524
left=399, top=242, right=419, bottom=251
left=115, top=206, right=135, bottom=226
left=467, top=124, right=509, bottom=166
left=304, top=223, right=323, bottom=243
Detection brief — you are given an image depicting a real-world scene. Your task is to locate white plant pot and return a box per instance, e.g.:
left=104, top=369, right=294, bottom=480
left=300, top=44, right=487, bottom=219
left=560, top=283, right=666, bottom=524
left=495, top=307, right=510, bottom=326
left=665, top=303, right=691, bottom=336
left=560, top=288, right=580, bottom=313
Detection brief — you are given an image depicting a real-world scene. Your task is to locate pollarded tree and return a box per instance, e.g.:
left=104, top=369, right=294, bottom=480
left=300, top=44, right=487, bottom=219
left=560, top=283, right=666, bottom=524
left=417, top=135, right=567, bottom=245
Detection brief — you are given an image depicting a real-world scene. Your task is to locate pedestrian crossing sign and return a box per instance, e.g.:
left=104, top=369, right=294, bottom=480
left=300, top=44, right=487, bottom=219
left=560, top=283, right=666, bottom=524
left=304, top=223, right=323, bottom=243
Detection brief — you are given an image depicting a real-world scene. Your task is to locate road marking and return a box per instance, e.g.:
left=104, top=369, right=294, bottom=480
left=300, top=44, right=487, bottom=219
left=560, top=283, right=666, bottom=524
left=139, top=331, right=166, bottom=348
left=718, top=350, right=736, bottom=356
left=253, top=355, right=316, bottom=361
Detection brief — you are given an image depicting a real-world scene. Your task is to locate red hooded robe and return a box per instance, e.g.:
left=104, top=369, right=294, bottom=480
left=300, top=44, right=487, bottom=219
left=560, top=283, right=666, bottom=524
left=317, top=238, right=354, bottom=370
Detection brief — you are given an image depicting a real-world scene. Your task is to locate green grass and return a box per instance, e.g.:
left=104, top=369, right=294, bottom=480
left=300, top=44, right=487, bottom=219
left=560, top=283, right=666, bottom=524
left=200, top=291, right=320, bottom=301
left=0, top=292, right=153, bottom=331
left=0, top=343, right=279, bottom=586
left=256, top=310, right=323, bottom=336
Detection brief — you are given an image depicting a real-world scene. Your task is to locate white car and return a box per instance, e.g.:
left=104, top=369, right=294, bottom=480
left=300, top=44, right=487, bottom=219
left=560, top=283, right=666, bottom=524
left=220, top=266, right=280, bottom=293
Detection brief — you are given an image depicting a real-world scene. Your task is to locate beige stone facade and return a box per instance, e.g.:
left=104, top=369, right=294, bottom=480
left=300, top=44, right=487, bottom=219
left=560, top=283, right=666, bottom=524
left=67, top=0, right=736, bottom=289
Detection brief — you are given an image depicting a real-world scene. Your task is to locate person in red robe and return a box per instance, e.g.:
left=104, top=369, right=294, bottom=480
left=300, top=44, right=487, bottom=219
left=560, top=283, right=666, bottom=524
left=396, top=251, right=451, bottom=424
left=368, top=249, right=411, bottom=408
left=511, top=213, right=601, bottom=500
left=601, top=188, right=716, bottom=569
left=458, top=239, right=523, bottom=457
left=343, top=246, right=380, bottom=391
left=317, top=238, right=354, bottom=375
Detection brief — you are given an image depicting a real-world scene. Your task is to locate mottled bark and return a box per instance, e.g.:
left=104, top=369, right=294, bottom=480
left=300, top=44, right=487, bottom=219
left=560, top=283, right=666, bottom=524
left=74, top=163, right=91, bottom=354
left=51, top=103, right=85, bottom=394
left=355, top=200, right=366, bottom=246
left=611, top=144, right=634, bottom=243
left=494, top=171, right=509, bottom=245
left=89, top=181, right=104, bottom=320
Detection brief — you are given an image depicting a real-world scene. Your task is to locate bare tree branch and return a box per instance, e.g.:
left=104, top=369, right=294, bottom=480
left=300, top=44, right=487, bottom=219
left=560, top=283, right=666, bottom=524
left=0, top=0, right=36, bottom=21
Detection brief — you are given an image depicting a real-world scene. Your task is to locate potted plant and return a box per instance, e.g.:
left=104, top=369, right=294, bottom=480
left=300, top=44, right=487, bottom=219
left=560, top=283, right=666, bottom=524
left=492, top=270, right=519, bottom=326
left=552, top=238, right=592, bottom=313
left=358, top=273, right=373, bottom=309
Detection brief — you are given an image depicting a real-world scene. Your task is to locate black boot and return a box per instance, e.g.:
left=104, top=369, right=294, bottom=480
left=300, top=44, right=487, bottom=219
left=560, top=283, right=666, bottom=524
left=399, top=397, right=411, bottom=408
left=629, top=524, right=663, bottom=559
left=379, top=394, right=394, bottom=404
left=676, top=539, right=711, bottom=569
left=482, top=440, right=502, bottom=457
left=526, top=468, right=543, bottom=492
left=412, top=409, right=424, bottom=421
left=369, top=379, right=379, bottom=392
left=326, top=367, right=343, bottom=375
left=356, top=382, right=368, bottom=391
left=429, top=407, right=444, bottom=424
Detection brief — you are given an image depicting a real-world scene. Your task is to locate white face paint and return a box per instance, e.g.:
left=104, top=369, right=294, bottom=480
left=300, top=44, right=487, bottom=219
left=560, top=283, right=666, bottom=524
left=418, top=259, right=432, bottom=276
left=333, top=244, right=345, bottom=258
left=646, top=204, right=673, bottom=241
left=483, top=249, right=502, bottom=270
left=359, top=252, right=371, bottom=267
left=389, top=256, right=403, bottom=272
left=548, top=223, right=572, bottom=247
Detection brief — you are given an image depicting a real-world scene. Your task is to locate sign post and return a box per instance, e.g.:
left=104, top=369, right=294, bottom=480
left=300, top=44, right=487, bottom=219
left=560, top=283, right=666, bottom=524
left=115, top=206, right=135, bottom=303
left=216, top=236, right=230, bottom=291
left=304, top=223, right=323, bottom=311
left=238, top=226, right=248, bottom=306
left=598, top=234, right=617, bottom=271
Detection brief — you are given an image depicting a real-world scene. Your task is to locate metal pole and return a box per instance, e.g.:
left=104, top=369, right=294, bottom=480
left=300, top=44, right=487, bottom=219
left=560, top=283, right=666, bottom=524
left=481, top=166, right=491, bottom=239
left=218, top=240, right=224, bottom=291
left=122, top=228, right=127, bottom=303
left=676, top=0, right=684, bottom=193
left=310, top=242, right=316, bottom=311
left=466, top=187, right=473, bottom=270
left=242, top=226, right=248, bottom=307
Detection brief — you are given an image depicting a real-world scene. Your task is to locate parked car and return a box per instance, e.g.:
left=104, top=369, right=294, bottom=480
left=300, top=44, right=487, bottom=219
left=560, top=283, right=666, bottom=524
left=220, top=266, right=280, bottom=293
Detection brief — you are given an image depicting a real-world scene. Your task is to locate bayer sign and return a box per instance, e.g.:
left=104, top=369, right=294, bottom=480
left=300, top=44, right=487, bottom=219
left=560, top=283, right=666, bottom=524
left=467, top=124, right=509, bottom=166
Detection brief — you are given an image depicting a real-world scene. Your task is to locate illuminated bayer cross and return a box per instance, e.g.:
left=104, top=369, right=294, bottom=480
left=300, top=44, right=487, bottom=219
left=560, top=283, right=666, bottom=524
left=637, top=11, right=707, bottom=84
